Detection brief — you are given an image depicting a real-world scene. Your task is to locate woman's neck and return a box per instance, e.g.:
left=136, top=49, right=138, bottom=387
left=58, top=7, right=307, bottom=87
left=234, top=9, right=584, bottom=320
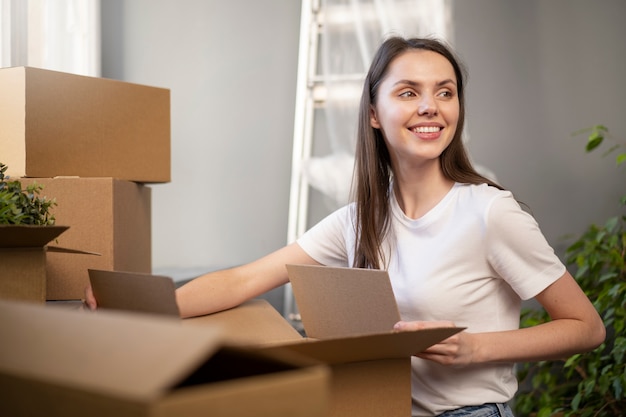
left=392, top=162, right=454, bottom=220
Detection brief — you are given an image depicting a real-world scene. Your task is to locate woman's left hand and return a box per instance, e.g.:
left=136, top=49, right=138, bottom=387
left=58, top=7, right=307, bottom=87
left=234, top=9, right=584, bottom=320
left=393, top=320, right=475, bottom=367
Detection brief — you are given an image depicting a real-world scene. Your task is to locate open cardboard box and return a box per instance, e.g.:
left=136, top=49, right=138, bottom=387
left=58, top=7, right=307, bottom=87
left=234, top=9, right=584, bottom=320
left=186, top=265, right=464, bottom=417
left=0, top=225, right=98, bottom=303
left=187, top=301, right=460, bottom=417
left=0, top=66, right=170, bottom=183
left=0, top=299, right=330, bottom=417
left=80, top=266, right=463, bottom=416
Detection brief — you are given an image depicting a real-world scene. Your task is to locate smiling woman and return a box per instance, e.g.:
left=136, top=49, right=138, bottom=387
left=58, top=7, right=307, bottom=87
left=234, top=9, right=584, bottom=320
left=122, top=35, right=605, bottom=417
left=368, top=50, right=460, bottom=178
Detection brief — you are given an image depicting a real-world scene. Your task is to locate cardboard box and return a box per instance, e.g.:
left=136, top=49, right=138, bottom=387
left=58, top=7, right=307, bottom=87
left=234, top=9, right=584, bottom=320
left=0, top=225, right=68, bottom=303
left=184, top=299, right=305, bottom=345
left=186, top=297, right=462, bottom=417
left=18, top=177, right=151, bottom=300
left=83, top=267, right=463, bottom=416
left=0, top=66, right=170, bottom=183
left=0, top=299, right=330, bottom=417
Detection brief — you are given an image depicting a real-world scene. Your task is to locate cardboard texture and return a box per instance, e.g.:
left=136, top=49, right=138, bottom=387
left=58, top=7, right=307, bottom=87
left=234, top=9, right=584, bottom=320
left=286, top=263, right=401, bottom=338
left=0, top=66, right=171, bottom=183
left=0, top=299, right=330, bottom=417
left=89, top=269, right=180, bottom=318
left=193, top=299, right=419, bottom=417
left=184, top=299, right=304, bottom=345
left=0, top=225, right=68, bottom=303
left=327, top=359, right=408, bottom=417
left=82, top=267, right=463, bottom=416
left=18, top=177, right=151, bottom=300
left=260, top=327, right=461, bottom=417
left=185, top=265, right=464, bottom=417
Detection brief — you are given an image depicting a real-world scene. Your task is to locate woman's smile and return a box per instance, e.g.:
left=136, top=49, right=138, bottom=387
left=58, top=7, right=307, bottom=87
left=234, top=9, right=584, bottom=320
left=369, top=49, right=460, bottom=167
left=410, top=123, right=445, bottom=140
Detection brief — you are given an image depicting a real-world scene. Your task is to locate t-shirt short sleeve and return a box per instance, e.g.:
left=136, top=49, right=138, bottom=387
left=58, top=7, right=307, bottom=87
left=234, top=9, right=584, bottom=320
left=485, top=195, right=566, bottom=300
left=296, top=205, right=352, bottom=267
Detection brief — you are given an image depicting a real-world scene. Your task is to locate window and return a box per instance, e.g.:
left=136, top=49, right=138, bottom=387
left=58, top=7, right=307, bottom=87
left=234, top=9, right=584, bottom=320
left=0, top=0, right=100, bottom=76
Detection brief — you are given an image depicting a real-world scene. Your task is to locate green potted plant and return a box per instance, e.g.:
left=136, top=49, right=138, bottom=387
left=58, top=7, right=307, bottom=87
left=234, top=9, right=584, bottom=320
left=514, top=125, right=626, bottom=417
left=0, top=162, right=67, bottom=302
left=0, top=162, right=56, bottom=225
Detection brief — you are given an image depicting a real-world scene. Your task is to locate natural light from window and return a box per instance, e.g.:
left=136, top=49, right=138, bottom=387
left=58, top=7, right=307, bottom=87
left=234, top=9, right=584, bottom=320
left=0, top=0, right=99, bottom=76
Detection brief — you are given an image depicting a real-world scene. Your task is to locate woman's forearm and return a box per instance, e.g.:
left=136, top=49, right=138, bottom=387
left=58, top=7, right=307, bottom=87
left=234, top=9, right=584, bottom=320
left=175, top=242, right=318, bottom=318
left=175, top=268, right=253, bottom=318
left=474, top=272, right=605, bottom=364
left=472, top=317, right=605, bottom=364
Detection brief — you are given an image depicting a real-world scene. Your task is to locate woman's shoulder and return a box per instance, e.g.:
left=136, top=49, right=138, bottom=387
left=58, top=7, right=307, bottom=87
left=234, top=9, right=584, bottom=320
left=454, top=182, right=515, bottom=212
left=456, top=182, right=511, bottom=199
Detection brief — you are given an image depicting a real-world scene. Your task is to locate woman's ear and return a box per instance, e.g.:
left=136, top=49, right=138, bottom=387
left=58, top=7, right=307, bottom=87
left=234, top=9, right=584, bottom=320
left=369, top=105, right=381, bottom=129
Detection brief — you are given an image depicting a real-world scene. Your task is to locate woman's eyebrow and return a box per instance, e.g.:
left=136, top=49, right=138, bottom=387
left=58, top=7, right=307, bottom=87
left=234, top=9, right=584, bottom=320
left=393, top=78, right=457, bottom=88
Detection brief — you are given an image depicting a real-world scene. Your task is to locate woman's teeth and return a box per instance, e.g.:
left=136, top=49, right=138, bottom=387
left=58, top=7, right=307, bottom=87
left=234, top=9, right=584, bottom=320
left=413, top=126, right=441, bottom=133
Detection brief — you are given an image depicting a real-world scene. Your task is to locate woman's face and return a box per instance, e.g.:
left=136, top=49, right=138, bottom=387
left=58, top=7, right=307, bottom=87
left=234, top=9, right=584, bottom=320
left=369, top=50, right=460, bottom=170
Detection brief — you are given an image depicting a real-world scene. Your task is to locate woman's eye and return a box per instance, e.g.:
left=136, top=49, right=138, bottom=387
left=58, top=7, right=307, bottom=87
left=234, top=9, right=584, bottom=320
left=438, top=91, right=453, bottom=98
left=399, top=90, right=415, bottom=98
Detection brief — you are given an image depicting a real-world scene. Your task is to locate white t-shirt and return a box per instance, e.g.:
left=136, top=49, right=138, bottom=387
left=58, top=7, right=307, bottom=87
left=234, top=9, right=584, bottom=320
left=297, top=182, right=565, bottom=416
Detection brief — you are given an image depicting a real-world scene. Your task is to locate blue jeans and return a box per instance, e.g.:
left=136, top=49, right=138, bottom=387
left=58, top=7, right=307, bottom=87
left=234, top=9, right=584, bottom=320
left=437, top=403, right=514, bottom=417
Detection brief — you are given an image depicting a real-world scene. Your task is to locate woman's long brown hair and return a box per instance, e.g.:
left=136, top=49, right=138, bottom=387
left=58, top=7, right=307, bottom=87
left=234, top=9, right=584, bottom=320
left=351, top=37, right=503, bottom=269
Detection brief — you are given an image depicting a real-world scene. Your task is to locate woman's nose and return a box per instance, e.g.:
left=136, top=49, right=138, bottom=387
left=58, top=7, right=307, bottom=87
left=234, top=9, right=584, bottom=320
left=418, top=95, right=438, bottom=116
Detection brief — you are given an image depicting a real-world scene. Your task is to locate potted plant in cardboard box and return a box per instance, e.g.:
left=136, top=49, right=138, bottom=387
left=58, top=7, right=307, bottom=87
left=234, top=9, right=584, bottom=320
left=0, top=162, right=56, bottom=225
left=0, top=162, right=67, bottom=302
left=514, top=125, right=626, bottom=417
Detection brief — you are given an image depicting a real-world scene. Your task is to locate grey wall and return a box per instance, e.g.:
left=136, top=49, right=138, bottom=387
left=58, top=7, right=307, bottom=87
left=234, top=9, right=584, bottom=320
left=101, top=1, right=626, bottom=312
left=101, top=0, right=301, bottom=310
left=455, top=0, right=626, bottom=256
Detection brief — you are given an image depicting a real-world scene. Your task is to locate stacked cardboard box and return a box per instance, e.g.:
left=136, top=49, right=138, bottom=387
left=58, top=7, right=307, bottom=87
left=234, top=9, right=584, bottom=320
left=0, top=66, right=170, bottom=301
left=0, top=68, right=334, bottom=416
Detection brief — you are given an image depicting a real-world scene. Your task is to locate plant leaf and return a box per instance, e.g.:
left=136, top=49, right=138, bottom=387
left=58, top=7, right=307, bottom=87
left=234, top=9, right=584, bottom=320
left=586, top=131, right=604, bottom=152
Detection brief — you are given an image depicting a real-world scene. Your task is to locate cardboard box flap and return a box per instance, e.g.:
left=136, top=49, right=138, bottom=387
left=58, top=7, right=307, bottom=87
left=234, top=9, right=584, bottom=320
left=0, top=225, right=69, bottom=248
left=47, top=246, right=101, bottom=256
left=184, top=299, right=303, bottom=345
left=0, top=300, right=225, bottom=401
left=261, top=327, right=463, bottom=365
left=286, top=264, right=401, bottom=338
left=88, top=269, right=180, bottom=318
